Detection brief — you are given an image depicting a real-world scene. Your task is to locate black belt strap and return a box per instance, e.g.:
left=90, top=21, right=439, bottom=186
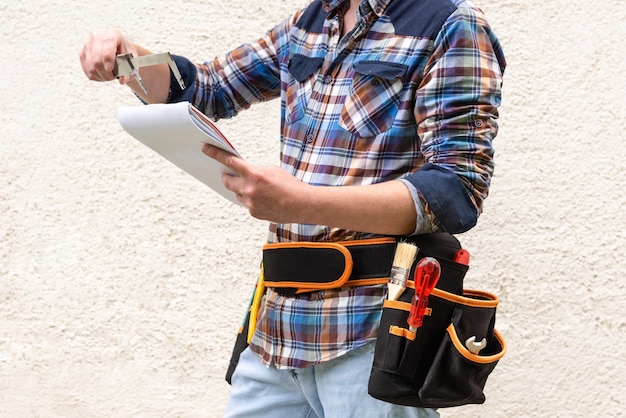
left=263, top=238, right=397, bottom=296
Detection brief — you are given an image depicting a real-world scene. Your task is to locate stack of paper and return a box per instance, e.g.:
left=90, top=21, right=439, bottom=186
left=118, top=102, right=243, bottom=206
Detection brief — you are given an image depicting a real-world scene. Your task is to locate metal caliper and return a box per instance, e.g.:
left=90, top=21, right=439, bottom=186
left=113, top=52, right=186, bottom=94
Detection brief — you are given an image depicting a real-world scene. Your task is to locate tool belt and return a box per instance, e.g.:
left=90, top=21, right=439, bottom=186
left=225, top=233, right=506, bottom=409
left=262, top=237, right=396, bottom=295
left=367, top=233, right=506, bottom=408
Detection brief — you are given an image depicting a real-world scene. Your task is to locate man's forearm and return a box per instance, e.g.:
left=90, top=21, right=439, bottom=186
left=298, top=180, right=418, bottom=236
left=123, top=44, right=172, bottom=104
left=203, top=144, right=419, bottom=236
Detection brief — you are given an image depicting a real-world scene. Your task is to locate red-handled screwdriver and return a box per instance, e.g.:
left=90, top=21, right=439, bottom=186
left=453, top=249, right=470, bottom=266
left=408, top=257, right=441, bottom=332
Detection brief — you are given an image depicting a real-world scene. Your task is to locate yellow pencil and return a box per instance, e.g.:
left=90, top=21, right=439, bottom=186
left=247, top=266, right=265, bottom=343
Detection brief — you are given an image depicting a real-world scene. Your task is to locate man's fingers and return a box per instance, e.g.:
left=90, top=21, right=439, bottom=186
left=101, top=35, right=121, bottom=73
left=80, top=40, right=103, bottom=81
left=202, top=144, right=246, bottom=175
left=203, top=144, right=249, bottom=202
left=79, top=30, right=126, bottom=82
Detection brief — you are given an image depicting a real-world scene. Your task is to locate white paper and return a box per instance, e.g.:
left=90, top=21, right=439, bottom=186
left=118, top=102, right=243, bottom=206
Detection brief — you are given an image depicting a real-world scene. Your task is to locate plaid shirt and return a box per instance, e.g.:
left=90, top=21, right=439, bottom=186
left=172, top=0, right=505, bottom=368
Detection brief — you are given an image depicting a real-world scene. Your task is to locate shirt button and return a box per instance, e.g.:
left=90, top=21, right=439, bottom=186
left=371, top=79, right=379, bottom=87
left=306, top=132, right=315, bottom=143
left=323, top=74, right=333, bottom=84
left=474, top=120, right=484, bottom=128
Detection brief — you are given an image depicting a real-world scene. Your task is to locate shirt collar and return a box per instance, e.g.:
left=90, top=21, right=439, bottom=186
left=322, top=0, right=390, bottom=17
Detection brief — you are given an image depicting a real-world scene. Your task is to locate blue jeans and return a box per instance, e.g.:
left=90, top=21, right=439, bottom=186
left=224, top=341, right=439, bottom=418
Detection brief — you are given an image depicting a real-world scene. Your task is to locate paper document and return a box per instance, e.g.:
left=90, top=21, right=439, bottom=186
left=118, top=102, right=243, bottom=206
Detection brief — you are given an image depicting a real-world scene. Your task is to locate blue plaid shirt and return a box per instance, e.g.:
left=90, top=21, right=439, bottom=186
left=169, top=0, right=505, bottom=368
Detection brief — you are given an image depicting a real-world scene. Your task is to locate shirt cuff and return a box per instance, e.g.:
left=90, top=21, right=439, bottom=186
left=167, top=55, right=197, bottom=103
left=399, top=179, right=438, bottom=236
left=402, top=164, right=478, bottom=234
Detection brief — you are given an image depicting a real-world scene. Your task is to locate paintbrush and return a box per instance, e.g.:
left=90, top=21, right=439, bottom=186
left=387, top=242, right=418, bottom=301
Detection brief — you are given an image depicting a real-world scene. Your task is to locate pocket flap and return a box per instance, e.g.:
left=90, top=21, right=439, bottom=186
left=353, top=60, right=408, bottom=79
left=288, top=54, right=324, bottom=82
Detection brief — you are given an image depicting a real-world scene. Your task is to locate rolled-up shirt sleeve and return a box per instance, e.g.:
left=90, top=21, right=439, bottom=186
left=167, top=55, right=197, bottom=104
left=404, top=5, right=506, bottom=234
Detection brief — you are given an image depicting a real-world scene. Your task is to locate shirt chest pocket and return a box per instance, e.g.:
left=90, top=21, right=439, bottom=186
left=286, top=54, right=324, bottom=124
left=340, top=61, right=408, bottom=138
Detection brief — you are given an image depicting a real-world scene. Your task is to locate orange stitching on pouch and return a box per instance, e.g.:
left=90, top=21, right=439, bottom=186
left=382, top=300, right=432, bottom=316
left=345, top=277, right=389, bottom=287
left=295, top=278, right=388, bottom=294
left=384, top=299, right=412, bottom=311
left=296, top=278, right=389, bottom=293
left=389, top=325, right=416, bottom=341
left=447, top=324, right=506, bottom=363
left=341, top=237, right=396, bottom=247
left=463, top=289, right=500, bottom=303
left=263, top=242, right=346, bottom=250
left=431, top=288, right=499, bottom=308
left=262, top=238, right=394, bottom=250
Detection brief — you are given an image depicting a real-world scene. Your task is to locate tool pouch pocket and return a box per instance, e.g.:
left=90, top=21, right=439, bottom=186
left=225, top=308, right=250, bottom=385
left=417, top=290, right=506, bottom=407
left=368, top=257, right=506, bottom=408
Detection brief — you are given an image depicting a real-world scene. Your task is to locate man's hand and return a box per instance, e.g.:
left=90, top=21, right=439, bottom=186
left=79, top=29, right=136, bottom=85
left=201, top=144, right=311, bottom=224
left=79, top=29, right=170, bottom=103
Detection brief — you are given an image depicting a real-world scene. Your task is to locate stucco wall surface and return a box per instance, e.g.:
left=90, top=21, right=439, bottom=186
left=1, top=0, right=625, bottom=417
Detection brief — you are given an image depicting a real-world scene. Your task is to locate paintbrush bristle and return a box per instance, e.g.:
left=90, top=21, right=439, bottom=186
left=392, top=242, right=418, bottom=268
left=387, top=242, right=419, bottom=301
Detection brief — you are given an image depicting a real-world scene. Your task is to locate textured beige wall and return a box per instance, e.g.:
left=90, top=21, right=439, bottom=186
left=1, top=0, right=625, bottom=416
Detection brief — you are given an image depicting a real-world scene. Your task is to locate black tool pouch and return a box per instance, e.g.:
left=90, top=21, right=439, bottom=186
left=368, top=233, right=506, bottom=408
left=225, top=309, right=250, bottom=385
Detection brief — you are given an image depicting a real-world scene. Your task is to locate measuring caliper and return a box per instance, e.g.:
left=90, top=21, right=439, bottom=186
left=113, top=52, right=186, bottom=94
